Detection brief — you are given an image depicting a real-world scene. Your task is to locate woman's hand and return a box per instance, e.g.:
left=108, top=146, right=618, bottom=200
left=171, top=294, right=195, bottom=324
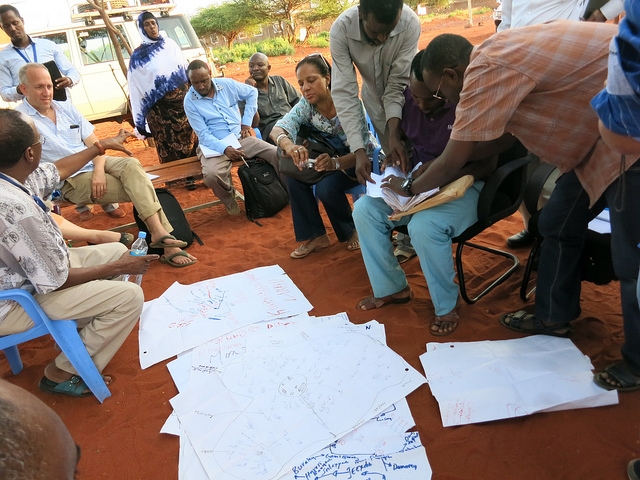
left=283, top=144, right=309, bottom=169
left=313, top=153, right=334, bottom=171
left=381, top=174, right=410, bottom=197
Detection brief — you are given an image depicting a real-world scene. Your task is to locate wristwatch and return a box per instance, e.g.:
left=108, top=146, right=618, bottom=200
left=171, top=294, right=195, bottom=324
left=401, top=176, right=413, bottom=195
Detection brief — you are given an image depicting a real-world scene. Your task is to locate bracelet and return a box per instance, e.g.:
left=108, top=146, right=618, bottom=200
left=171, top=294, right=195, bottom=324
left=93, top=141, right=105, bottom=155
left=275, top=133, right=288, bottom=147
left=332, top=156, right=340, bottom=170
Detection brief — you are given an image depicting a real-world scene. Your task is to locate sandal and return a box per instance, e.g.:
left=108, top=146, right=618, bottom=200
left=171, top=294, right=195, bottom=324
left=160, top=251, right=197, bottom=268
left=431, top=308, right=459, bottom=336
left=347, top=231, right=360, bottom=251
left=357, top=287, right=412, bottom=311
left=119, top=232, right=134, bottom=248
left=291, top=235, right=330, bottom=259
left=594, top=362, right=640, bottom=392
left=39, top=375, right=92, bottom=398
left=149, top=235, right=188, bottom=249
left=394, top=245, right=416, bottom=264
left=499, top=310, right=571, bottom=337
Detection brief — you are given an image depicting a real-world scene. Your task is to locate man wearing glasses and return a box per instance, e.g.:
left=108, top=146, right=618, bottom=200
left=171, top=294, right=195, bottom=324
left=383, top=22, right=640, bottom=385
left=0, top=109, right=157, bottom=399
left=330, top=0, right=420, bottom=185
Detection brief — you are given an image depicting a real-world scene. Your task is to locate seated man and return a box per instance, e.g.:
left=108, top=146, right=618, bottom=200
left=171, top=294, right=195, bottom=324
left=16, top=63, right=196, bottom=267
left=0, top=109, right=157, bottom=398
left=248, top=52, right=300, bottom=143
left=0, top=379, right=79, bottom=477
left=353, top=50, right=497, bottom=336
left=184, top=59, right=280, bottom=215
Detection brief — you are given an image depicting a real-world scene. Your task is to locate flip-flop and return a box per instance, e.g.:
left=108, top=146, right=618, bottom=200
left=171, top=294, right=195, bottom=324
left=499, top=310, right=571, bottom=337
left=38, top=375, right=92, bottom=398
left=160, top=251, right=197, bottom=268
left=290, top=235, right=330, bottom=259
left=347, top=232, right=360, bottom=251
left=357, top=289, right=413, bottom=311
left=149, top=235, right=188, bottom=249
left=594, top=362, right=640, bottom=392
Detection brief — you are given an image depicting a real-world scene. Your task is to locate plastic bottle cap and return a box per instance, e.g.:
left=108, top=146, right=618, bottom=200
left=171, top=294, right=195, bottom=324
left=138, top=231, right=147, bottom=238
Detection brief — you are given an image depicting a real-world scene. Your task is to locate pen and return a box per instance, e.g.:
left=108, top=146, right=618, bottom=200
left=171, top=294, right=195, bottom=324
left=70, top=124, right=79, bottom=129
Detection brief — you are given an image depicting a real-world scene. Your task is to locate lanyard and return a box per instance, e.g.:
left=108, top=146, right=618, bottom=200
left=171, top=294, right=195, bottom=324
left=13, top=42, right=37, bottom=63
left=0, top=172, right=49, bottom=213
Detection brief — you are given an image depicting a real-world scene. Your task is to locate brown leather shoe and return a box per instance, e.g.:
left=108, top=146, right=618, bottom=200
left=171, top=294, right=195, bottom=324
left=77, top=209, right=94, bottom=221
left=107, top=207, right=126, bottom=218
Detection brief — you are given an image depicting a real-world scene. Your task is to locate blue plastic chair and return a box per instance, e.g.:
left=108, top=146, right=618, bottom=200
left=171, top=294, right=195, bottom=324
left=0, top=289, right=111, bottom=403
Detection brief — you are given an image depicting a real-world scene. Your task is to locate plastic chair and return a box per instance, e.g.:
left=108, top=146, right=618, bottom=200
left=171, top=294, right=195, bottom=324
left=451, top=142, right=532, bottom=304
left=0, top=289, right=111, bottom=403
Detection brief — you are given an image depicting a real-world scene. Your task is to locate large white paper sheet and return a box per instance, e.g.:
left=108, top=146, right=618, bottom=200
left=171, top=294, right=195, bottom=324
left=282, top=432, right=432, bottom=480
left=138, top=265, right=313, bottom=368
left=170, top=325, right=426, bottom=480
left=420, top=336, right=618, bottom=427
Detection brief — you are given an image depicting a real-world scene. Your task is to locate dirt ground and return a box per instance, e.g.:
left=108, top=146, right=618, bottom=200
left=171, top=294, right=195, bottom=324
left=11, top=11, right=638, bottom=480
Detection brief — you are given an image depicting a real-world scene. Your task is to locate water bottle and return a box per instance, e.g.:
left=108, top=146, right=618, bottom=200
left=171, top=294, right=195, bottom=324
left=123, top=232, right=148, bottom=285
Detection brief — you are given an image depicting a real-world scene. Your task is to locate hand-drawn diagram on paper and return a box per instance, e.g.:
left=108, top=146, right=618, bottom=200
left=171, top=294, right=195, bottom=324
left=138, top=265, right=313, bottom=369
left=170, top=326, right=427, bottom=480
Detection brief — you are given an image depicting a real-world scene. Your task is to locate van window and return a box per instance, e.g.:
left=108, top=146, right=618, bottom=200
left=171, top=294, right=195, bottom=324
left=35, top=33, right=72, bottom=62
left=77, top=26, right=131, bottom=65
left=157, top=16, right=200, bottom=50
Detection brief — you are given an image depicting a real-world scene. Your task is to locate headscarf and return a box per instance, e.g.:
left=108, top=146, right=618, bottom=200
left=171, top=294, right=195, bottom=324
left=591, top=0, right=640, bottom=140
left=127, top=11, right=189, bottom=136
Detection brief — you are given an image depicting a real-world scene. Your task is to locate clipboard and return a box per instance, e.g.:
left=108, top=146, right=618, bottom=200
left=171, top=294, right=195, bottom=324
left=43, top=60, right=67, bottom=102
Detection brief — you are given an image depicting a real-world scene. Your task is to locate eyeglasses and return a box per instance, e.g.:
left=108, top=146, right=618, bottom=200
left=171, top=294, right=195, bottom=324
left=305, top=52, right=331, bottom=72
left=32, top=134, right=45, bottom=147
left=432, top=74, right=445, bottom=101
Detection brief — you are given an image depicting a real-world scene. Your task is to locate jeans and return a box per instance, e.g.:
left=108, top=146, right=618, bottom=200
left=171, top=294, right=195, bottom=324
left=286, top=168, right=360, bottom=242
left=353, top=181, right=483, bottom=316
left=537, top=167, right=640, bottom=370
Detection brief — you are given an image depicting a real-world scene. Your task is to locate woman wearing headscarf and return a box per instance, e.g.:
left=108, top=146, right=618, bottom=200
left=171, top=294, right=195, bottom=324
left=128, top=11, right=197, bottom=163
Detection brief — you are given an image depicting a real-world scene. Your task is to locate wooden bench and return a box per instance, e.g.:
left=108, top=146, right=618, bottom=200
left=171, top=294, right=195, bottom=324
left=53, top=156, right=245, bottom=231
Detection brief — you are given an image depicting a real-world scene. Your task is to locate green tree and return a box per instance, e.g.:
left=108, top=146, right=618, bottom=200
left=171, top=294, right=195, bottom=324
left=242, top=0, right=309, bottom=44
left=190, top=1, right=263, bottom=48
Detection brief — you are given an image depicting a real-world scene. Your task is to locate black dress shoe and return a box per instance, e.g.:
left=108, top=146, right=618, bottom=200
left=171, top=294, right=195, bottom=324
left=507, top=229, right=535, bottom=248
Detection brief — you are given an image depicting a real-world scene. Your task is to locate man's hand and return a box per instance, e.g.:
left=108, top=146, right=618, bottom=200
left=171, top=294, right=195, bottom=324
left=385, top=135, right=410, bottom=174
left=115, top=252, right=159, bottom=275
left=240, top=125, right=254, bottom=139
left=54, top=77, right=73, bottom=90
left=380, top=174, right=410, bottom=197
left=100, top=129, right=135, bottom=156
left=91, top=170, right=107, bottom=199
left=224, top=146, right=246, bottom=161
left=355, top=149, right=373, bottom=184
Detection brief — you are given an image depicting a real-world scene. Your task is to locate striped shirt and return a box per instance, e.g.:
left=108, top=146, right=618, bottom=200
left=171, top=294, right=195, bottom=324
left=451, top=20, right=632, bottom=205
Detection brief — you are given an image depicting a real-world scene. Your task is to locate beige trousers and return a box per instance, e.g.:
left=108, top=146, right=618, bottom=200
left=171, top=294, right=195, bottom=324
left=61, top=155, right=172, bottom=232
left=198, top=136, right=280, bottom=208
left=0, top=243, right=143, bottom=374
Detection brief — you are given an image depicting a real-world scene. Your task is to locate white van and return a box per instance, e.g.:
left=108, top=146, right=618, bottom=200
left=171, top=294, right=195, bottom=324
left=0, top=0, right=213, bottom=121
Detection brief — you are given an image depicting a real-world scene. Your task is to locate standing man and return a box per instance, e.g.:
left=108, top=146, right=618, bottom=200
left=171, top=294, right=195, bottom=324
left=497, top=0, right=624, bottom=249
left=248, top=52, right=300, bottom=143
left=184, top=59, right=280, bottom=215
left=330, top=0, right=420, bottom=184
left=0, top=4, right=79, bottom=103
left=383, top=23, right=640, bottom=389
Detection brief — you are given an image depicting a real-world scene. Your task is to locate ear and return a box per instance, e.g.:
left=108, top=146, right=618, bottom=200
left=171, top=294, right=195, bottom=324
left=18, top=83, right=27, bottom=96
left=442, top=67, right=459, bottom=83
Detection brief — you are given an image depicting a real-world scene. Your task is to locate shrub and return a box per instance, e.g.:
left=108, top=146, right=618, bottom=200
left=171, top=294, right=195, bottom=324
left=209, top=38, right=295, bottom=64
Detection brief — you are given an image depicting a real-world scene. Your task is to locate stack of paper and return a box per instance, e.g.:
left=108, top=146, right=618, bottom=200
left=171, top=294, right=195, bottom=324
left=367, top=165, right=439, bottom=213
left=420, top=336, right=618, bottom=427
left=140, top=266, right=432, bottom=479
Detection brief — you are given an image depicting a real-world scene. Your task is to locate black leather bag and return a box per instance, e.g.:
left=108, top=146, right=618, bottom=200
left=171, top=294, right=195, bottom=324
left=278, top=125, right=349, bottom=184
